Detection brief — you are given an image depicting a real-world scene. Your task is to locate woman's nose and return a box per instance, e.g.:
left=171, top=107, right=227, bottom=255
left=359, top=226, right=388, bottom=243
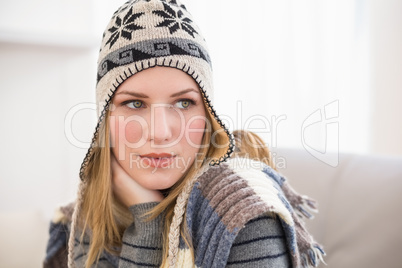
left=149, top=104, right=174, bottom=143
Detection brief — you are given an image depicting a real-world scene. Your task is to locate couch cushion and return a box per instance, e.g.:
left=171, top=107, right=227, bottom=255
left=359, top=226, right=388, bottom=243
left=275, top=148, right=402, bottom=268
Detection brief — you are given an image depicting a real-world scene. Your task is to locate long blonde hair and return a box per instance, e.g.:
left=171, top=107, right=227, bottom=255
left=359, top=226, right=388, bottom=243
left=79, top=106, right=225, bottom=268
left=232, top=129, right=277, bottom=170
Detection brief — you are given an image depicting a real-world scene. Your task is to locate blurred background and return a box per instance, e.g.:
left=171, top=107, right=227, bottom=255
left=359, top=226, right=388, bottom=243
left=0, top=0, right=401, bottom=267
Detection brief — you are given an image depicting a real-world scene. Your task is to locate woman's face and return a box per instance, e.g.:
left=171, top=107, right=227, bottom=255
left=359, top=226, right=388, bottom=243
left=109, top=66, right=207, bottom=190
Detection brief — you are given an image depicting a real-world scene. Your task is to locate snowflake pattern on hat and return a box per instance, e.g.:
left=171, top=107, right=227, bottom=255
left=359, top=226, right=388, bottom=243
left=106, top=7, right=145, bottom=48
left=153, top=2, right=197, bottom=37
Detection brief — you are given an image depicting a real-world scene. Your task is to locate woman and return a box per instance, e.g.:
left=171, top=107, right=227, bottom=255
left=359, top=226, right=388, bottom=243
left=44, top=0, right=324, bottom=267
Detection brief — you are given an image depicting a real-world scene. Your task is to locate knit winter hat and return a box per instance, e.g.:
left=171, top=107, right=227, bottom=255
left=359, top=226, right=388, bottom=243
left=79, top=0, right=234, bottom=179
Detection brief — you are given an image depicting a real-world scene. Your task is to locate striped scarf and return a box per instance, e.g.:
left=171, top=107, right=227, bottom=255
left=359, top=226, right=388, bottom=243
left=166, top=157, right=325, bottom=267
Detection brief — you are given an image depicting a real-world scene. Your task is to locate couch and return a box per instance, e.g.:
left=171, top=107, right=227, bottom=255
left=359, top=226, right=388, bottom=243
left=275, top=148, right=402, bottom=268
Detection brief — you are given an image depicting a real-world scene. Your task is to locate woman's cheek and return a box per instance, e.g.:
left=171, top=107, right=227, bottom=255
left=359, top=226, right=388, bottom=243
left=110, top=114, right=147, bottom=147
left=124, top=118, right=147, bottom=145
left=185, top=116, right=206, bottom=147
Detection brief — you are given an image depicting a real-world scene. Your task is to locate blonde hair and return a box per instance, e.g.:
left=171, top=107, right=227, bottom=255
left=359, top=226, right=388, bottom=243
left=232, top=130, right=277, bottom=170
left=78, top=106, right=225, bottom=268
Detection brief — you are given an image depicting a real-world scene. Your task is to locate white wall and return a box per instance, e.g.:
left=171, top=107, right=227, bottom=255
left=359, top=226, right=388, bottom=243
left=0, top=1, right=99, bottom=266
left=369, top=0, right=402, bottom=155
left=186, top=0, right=372, bottom=157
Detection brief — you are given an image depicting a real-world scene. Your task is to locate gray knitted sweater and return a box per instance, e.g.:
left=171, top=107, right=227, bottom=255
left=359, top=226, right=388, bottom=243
left=44, top=202, right=290, bottom=267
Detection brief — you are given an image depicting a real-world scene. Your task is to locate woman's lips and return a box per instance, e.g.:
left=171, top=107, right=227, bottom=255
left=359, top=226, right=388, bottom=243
left=139, top=153, right=176, bottom=168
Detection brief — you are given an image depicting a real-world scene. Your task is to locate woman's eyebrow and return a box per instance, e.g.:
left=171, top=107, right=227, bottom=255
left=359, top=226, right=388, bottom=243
left=115, top=91, right=149, bottom=98
left=170, top=88, right=199, bottom=98
left=115, top=88, right=198, bottom=98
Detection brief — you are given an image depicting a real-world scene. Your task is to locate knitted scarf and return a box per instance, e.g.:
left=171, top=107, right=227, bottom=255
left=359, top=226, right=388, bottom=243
left=165, top=157, right=325, bottom=267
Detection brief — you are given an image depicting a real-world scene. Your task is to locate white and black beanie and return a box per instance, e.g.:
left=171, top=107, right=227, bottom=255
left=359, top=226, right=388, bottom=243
left=79, top=0, right=234, bottom=179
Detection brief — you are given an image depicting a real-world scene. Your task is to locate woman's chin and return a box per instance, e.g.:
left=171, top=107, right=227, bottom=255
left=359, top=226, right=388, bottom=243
left=132, top=169, right=183, bottom=191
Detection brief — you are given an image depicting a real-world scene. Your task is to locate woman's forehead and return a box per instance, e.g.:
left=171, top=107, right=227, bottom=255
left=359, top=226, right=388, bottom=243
left=115, top=67, right=201, bottom=97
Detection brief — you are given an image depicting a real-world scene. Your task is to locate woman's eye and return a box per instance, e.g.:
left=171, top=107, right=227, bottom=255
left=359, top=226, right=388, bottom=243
left=175, top=100, right=193, bottom=109
left=126, top=100, right=143, bottom=109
